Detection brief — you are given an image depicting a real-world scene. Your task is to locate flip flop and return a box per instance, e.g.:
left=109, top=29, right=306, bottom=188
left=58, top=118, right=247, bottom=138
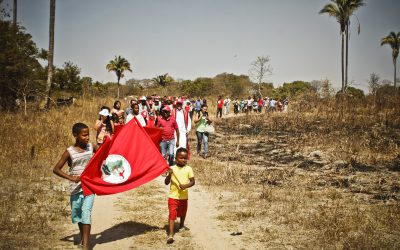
left=167, top=236, right=174, bottom=244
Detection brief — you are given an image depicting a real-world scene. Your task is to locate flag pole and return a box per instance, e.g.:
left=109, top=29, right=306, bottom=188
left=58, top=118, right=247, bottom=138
left=170, top=170, right=183, bottom=188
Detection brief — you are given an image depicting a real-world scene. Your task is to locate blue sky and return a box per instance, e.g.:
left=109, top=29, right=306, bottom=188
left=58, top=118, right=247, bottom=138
left=3, top=0, right=400, bottom=92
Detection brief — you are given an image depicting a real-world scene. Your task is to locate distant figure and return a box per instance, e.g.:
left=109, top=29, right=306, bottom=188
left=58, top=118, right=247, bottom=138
left=194, top=104, right=212, bottom=159
left=194, top=98, right=202, bottom=116
left=125, top=98, right=137, bottom=117
left=156, top=106, right=180, bottom=166
left=269, top=98, right=276, bottom=112
left=53, top=123, right=98, bottom=249
left=138, top=96, right=150, bottom=113
left=164, top=148, right=195, bottom=244
left=216, top=96, right=223, bottom=118
left=224, top=97, right=231, bottom=115
left=233, top=99, right=239, bottom=114
left=111, top=100, right=125, bottom=125
left=94, top=108, right=114, bottom=146
left=172, top=99, right=191, bottom=155
left=283, top=98, right=289, bottom=112
left=126, top=103, right=146, bottom=127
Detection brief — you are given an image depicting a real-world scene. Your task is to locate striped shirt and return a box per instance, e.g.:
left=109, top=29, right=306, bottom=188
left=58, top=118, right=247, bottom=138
left=67, top=143, right=93, bottom=195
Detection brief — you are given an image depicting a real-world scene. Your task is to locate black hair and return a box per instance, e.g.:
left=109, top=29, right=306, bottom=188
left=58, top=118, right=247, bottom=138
left=100, top=106, right=110, bottom=112
left=113, top=100, right=121, bottom=109
left=72, top=122, right=88, bottom=135
left=176, top=147, right=188, bottom=156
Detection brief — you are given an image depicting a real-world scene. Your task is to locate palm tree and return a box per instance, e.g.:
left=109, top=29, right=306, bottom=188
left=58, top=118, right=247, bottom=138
left=152, top=73, right=172, bottom=87
left=45, top=0, right=55, bottom=109
left=381, top=31, right=400, bottom=93
left=106, top=55, right=132, bottom=99
left=344, top=0, right=364, bottom=90
left=13, top=0, right=17, bottom=25
left=320, top=0, right=364, bottom=92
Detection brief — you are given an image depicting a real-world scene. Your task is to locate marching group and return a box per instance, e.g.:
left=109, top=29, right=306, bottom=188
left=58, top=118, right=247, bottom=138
left=94, top=95, right=212, bottom=161
left=217, top=95, right=289, bottom=118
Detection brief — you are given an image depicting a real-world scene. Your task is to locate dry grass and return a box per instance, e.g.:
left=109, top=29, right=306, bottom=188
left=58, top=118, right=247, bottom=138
left=191, top=96, right=400, bottom=249
left=0, top=97, right=117, bottom=248
left=1, top=95, right=399, bottom=249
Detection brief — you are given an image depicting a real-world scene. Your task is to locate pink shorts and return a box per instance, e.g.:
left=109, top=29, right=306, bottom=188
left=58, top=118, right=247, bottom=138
left=168, top=198, right=188, bottom=220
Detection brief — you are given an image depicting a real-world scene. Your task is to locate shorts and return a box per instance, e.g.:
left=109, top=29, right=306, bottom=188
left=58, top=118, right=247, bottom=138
left=70, top=192, right=95, bottom=224
left=168, top=198, right=188, bottom=220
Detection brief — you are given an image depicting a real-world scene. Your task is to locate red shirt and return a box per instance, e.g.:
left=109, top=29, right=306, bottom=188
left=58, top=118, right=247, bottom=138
left=217, top=99, right=224, bottom=108
left=156, top=116, right=178, bottom=141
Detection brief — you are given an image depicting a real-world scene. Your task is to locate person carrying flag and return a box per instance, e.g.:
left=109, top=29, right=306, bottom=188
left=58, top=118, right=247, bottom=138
left=164, top=148, right=195, bottom=244
left=156, top=106, right=179, bottom=166
left=53, top=123, right=98, bottom=249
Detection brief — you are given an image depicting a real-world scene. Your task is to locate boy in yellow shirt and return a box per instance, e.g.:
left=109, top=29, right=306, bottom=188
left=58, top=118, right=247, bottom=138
left=164, top=148, right=195, bottom=244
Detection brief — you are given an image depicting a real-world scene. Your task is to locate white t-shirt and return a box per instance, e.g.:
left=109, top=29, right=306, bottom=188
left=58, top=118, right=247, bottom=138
left=126, top=114, right=146, bottom=127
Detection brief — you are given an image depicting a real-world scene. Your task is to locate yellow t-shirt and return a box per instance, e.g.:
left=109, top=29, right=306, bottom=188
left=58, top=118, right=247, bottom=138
left=169, top=165, right=194, bottom=200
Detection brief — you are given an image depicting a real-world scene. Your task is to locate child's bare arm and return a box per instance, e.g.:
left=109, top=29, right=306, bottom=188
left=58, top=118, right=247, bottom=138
left=179, top=177, right=195, bottom=190
left=53, top=150, right=79, bottom=183
left=93, top=144, right=99, bottom=153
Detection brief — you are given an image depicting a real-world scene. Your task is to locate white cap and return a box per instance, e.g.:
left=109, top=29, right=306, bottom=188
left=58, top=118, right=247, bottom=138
left=99, top=109, right=111, bottom=116
left=139, top=96, right=147, bottom=101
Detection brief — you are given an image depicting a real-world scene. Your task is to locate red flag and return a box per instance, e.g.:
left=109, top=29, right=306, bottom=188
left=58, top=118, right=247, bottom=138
left=81, top=117, right=168, bottom=196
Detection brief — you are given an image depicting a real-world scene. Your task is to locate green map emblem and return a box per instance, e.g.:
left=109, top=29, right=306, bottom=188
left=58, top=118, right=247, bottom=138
left=101, top=154, right=131, bottom=184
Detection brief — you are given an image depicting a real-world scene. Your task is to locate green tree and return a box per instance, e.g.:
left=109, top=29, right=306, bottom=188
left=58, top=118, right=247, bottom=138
left=277, top=81, right=314, bottom=98
left=53, top=61, right=81, bottom=92
left=338, top=86, right=364, bottom=98
left=381, top=31, right=400, bottom=93
left=320, top=0, right=365, bottom=92
left=181, top=77, right=213, bottom=97
left=106, top=55, right=132, bottom=99
left=0, top=19, right=45, bottom=111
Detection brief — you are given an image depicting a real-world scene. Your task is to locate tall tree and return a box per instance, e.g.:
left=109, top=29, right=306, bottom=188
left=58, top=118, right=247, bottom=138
left=13, top=0, right=16, bottom=25
left=45, top=0, right=55, bottom=108
left=381, top=31, right=400, bottom=94
left=106, top=55, right=132, bottom=99
left=344, top=0, right=364, bottom=90
left=320, top=0, right=364, bottom=92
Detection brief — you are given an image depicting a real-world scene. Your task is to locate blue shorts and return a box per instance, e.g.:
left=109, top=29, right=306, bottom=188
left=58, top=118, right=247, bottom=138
left=70, top=192, right=95, bottom=224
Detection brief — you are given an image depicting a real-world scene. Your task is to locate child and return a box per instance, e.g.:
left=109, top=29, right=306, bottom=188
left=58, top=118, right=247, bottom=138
left=53, top=123, right=98, bottom=249
left=164, top=148, right=195, bottom=244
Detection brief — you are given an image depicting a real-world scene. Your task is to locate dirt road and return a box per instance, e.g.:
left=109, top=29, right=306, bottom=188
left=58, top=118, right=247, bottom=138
left=57, top=175, right=244, bottom=249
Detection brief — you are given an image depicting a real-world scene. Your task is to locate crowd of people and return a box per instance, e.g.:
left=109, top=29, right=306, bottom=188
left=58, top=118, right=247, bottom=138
left=94, top=95, right=212, bottom=162
left=94, top=94, right=289, bottom=160
left=217, top=95, right=289, bottom=118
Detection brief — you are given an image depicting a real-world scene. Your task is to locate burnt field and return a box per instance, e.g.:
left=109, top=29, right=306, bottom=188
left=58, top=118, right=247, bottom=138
left=192, top=110, right=400, bottom=249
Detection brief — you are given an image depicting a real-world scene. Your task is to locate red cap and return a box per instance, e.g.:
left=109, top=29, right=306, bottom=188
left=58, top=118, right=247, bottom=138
left=168, top=96, right=173, bottom=101
left=177, top=98, right=183, bottom=103
left=162, top=106, right=171, bottom=112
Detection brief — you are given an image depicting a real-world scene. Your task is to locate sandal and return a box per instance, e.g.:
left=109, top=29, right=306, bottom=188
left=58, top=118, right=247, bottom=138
left=167, top=236, right=174, bottom=244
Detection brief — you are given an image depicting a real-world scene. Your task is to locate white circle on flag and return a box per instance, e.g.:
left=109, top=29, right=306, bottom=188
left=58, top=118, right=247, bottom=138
left=100, top=154, right=131, bottom=184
